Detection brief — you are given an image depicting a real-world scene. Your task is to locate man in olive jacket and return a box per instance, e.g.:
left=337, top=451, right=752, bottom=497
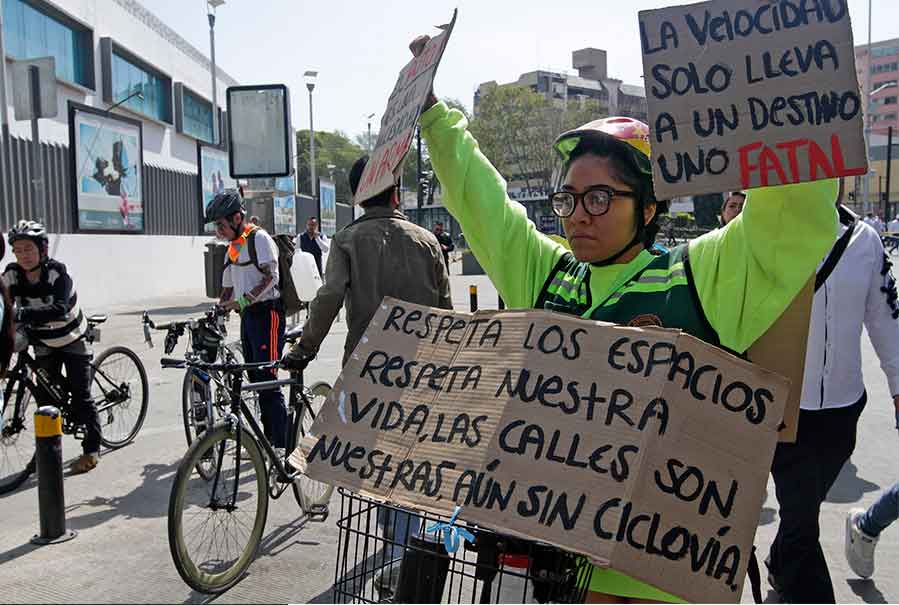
left=286, top=155, right=452, bottom=368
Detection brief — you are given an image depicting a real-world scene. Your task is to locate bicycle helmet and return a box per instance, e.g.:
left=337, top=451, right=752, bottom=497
left=552, top=117, right=668, bottom=265
left=204, top=190, right=245, bottom=224
left=8, top=220, right=49, bottom=253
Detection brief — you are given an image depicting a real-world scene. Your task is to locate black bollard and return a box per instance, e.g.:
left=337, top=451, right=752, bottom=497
left=498, top=296, right=505, bottom=310
left=31, top=406, right=76, bottom=545
left=469, top=285, right=478, bottom=312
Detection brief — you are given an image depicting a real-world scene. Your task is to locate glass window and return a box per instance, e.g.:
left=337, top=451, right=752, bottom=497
left=111, top=50, right=172, bottom=123
left=182, top=89, right=213, bottom=142
left=2, top=0, right=92, bottom=87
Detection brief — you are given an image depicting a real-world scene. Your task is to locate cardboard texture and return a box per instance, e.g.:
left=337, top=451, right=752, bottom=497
left=353, top=11, right=456, bottom=205
left=639, top=0, right=867, bottom=199
left=747, top=276, right=814, bottom=443
left=291, top=298, right=791, bottom=603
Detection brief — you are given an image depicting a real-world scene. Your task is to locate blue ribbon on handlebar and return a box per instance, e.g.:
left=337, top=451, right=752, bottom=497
left=425, top=506, right=475, bottom=554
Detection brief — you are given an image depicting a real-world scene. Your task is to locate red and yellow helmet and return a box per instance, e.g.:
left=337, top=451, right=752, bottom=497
left=552, top=116, right=652, bottom=177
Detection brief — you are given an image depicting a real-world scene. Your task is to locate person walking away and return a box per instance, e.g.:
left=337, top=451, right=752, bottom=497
left=3, top=221, right=100, bottom=473
left=284, top=155, right=452, bottom=598
left=846, top=482, right=899, bottom=579
left=721, top=191, right=746, bottom=226
left=766, top=192, right=899, bottom=603
left=206, top=192, right=288, bottom=452
left=410, top=31, right=839, bottom=603
left=433, top=220, right=454, bottom=268
left=299, top=217, right=329, bottom=279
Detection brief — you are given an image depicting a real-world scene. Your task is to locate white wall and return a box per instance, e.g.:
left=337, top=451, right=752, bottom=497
left=47, top=232, right=213, bottom=309
left=3, top=0, right=237, bottom=172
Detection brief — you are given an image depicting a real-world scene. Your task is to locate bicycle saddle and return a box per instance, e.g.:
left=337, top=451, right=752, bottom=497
left=87, top=314, right=108, bottom=325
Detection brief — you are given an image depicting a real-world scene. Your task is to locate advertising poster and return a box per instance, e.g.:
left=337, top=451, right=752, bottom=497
left=199, top=144, right=238, bottom=233
left=319, top=178, right=337, bottom=236
left=274, top=175, right=297, bottom=235
left=69, top=102, right=144, bottom=232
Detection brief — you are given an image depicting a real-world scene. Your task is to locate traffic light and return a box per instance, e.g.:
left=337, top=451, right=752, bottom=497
left=848, top=191, right=855, bottom=201
left=419, top=178, right=430, bottom=201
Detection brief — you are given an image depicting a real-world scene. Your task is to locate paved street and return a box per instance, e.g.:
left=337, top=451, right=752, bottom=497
left=1, top=265, right=897, bottom=604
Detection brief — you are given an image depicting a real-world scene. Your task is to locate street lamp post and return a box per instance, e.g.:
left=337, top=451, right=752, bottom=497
left=207, top=0, right=224, bottom=145
left=108, top=91, right=144, bottom=114
left=305, top=70, right=318, bottom=202
left=366, top=113, right=375, bottom=154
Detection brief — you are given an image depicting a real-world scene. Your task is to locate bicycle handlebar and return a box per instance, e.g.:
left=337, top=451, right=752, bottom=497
left=160, top=356, right=282, bottom=374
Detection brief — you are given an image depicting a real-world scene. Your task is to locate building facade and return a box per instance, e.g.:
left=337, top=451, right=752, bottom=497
left=855, top=38, right=899, bottom=135
left=1, top=0, right=243, bottom=306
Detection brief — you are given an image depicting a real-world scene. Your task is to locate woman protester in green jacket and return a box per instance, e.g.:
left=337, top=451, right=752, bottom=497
left=411, top=37, right=837, bottom=603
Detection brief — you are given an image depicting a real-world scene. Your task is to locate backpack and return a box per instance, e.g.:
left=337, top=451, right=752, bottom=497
left=230, top=228, right=303, bottom=317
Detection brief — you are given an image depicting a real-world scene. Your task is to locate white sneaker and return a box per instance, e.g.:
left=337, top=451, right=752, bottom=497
left=845, top=508, right=878, bottom=578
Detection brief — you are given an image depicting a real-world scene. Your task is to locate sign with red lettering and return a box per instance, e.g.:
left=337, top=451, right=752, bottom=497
left=640, top=0, right=867, bottom=199
left=353, top=12, right=456, bottom=205
left=291, top=298, right=790, bottom=603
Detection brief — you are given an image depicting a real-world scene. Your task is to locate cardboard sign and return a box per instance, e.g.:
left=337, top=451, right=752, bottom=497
left=639, top=0, right=867, bottom=199
left=291, top=298, right=790, bottom=603
left=353, top=11, right=456, bottom=205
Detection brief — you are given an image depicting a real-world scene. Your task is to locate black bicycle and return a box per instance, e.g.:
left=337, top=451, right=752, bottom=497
left=0, top=314, right=150, bottom=494
left=142, top=306, right=258, bottom=479
left=163, top=327, right=332, bottom=594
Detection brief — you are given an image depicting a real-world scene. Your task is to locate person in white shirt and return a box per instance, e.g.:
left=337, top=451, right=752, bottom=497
left=887, top=215, right=899, bottom=234
left=766, top=186, right=899, bottom=603
left=206, top=191, right=288, bottom=450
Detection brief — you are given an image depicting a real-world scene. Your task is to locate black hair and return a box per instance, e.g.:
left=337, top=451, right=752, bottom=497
left=564, top=138, right=660, bottom=249
left=349, top=155, right=396, bottom=209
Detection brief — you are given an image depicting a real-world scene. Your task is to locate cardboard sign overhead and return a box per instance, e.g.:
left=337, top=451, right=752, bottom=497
left=291, top=299, right=791, bottom=603
left=353, top=11, right=456, bottom=205
left=639, top=0, right=867, bottom=199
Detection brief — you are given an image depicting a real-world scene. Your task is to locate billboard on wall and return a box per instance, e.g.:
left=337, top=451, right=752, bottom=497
left=226, top=84, right=292, bottom=178
left=319, top=178, right=337, bottom=237
left=69, top=102, right=144, bottom=232
left=274, top=176, right=296, bottom=235
left=198, top=143, right=238, bottom=233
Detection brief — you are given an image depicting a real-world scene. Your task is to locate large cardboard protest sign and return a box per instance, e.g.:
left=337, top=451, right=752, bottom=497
left=353, top=12, right=456, bottom=205
left=291, top=299, right=790, bottom=602
left=639, top=0, right=867, bottom=199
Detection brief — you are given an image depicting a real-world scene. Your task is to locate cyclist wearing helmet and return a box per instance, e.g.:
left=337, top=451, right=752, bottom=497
left=205, top=191, right=289, bottom=452
left=411, top=36, right=838, bottom=603
left=2, top=220, right=100, bottom=474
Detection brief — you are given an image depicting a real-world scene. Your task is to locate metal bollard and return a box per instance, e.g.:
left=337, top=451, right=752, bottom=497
left=469, top=285, right=478, bottom=312
left=30, top=406, right=77, bottom=545
left=498, top=296, right=506, bottom=310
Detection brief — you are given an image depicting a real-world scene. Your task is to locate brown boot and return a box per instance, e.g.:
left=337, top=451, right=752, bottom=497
left=70, top=453, right=99, bottom=475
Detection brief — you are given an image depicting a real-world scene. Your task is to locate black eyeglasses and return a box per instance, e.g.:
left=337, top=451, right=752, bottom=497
left=550, top=186, right=634, bottom=218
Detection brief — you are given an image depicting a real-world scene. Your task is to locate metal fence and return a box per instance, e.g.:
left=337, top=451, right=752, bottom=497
left=0, top=134, right=201, bottom=235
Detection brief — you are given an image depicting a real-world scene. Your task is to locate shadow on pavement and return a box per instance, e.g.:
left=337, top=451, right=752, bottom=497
left=65, top=461, right=178, bottom=530
left=0, top=540, right=42, bottom=566
left=847, top=578, right=888, bottom=604
left=826, top=462, right=881, bottom=504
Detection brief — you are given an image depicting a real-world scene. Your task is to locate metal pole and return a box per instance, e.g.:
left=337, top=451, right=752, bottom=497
left=864, top=0, right=873, bottom=212
left=887, top=126, right=894, bottom=221
left=417, top=128, right=423, bottom=208
left=208, top=12, right=218, bottom=145
left=308, top=87, right=316, bottom=201
left=30, top=406, right=76, bottom=545
left=29, top=66, right=45, bottom=220
left=0, top=0, right=10, bottom=139
left=469, top=285, right=478, bottom=312
left=367, top=120, right=372, bottom=154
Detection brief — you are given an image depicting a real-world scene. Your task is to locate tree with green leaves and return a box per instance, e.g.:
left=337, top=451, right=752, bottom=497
left=469, top=85, right=606, bottom=194
left=295, top=130, right=364, bottom=202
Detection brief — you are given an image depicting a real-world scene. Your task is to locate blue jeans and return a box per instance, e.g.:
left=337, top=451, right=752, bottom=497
left=860, top=483, right=899, bottom=537
left=379, top=507, right=421, bottom=561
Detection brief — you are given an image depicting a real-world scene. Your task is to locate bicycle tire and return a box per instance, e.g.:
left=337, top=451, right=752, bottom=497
left=0, top=373, right=36, bottom=495
left=181, top=370, right=216, bottom=481
left=168, top=422, right=269, bottom=594
left=292, top=381, right=334, bottom=512
left=94, top=346, right=149, bottom=449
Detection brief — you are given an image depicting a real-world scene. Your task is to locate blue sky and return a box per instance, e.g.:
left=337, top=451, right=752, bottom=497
left=146, top=0, right=899, bottom=138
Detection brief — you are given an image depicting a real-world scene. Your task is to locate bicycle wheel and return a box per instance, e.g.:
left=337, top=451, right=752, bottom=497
left=181, top=370, right=217, bottom=481
left=94, top=346, right=149, bottom=449
left=168, top=423, right=269, bottom=594
left=0, top=373, right=37, bottom=495
left=292, top=381, right=334, bottom=511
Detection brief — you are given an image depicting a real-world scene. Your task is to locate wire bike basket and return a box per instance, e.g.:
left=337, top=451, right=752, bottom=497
left=332, top=488, right=593, bottom=604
